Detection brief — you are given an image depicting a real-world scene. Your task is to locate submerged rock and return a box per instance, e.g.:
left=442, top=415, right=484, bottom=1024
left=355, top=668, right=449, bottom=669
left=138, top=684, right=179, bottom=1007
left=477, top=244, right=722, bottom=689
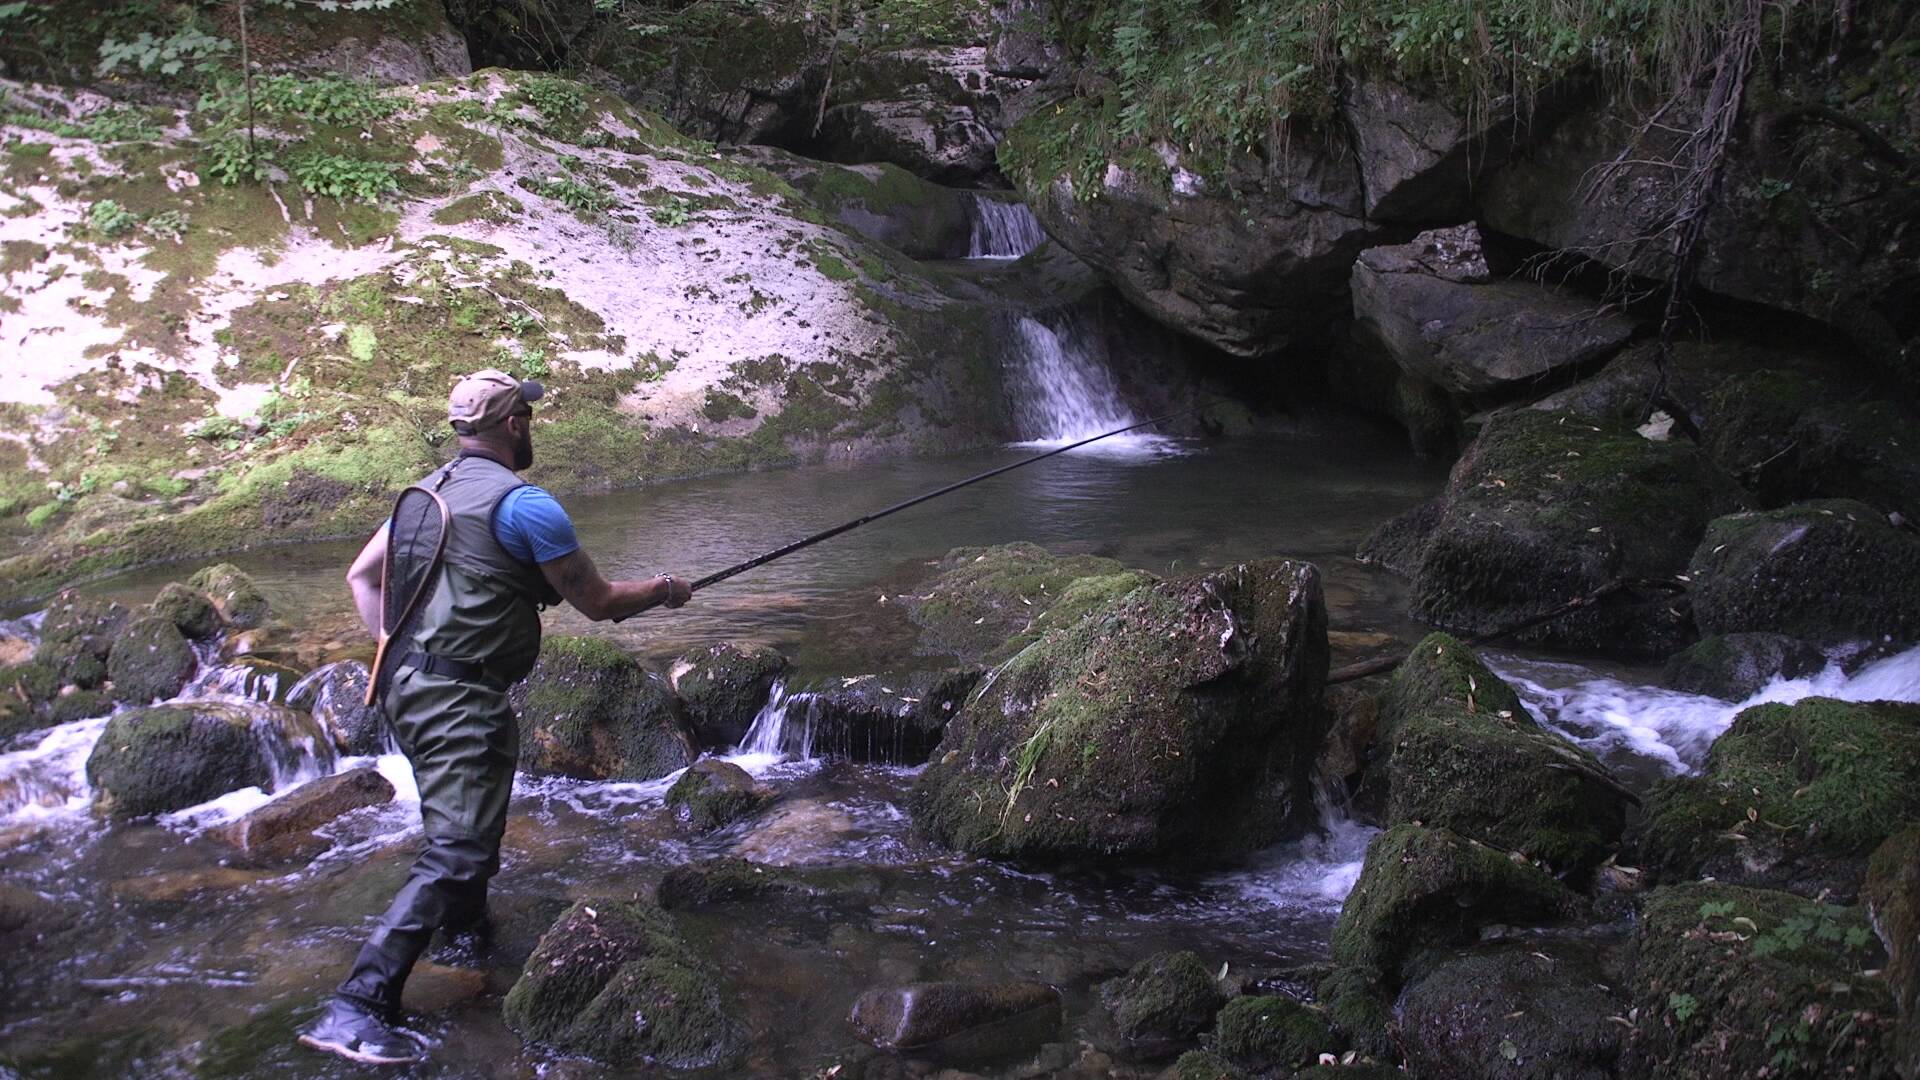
left=1661, top=632, right=1827, bottom=701
left=151, top=582, right=222, bottom=642
left=655, top=857, right=814, bottom=910
left=912, top=559, right=1328, bottom=861
left=1688, top=500, right=1920, bottom=646
left=1634, top=697, right=1920, bottom=900
left=1394, top=943, right=1624, bottom=1080
left=503, top=897, right=738, bottom=1069
left=673, top=642, right=788, bottom=750
left=106, top=614, right=197, bottom=706
left=1365, top=633, right=1630, bottom=873
left=511, top=636, right=691, bottom=782
left=1211, top=993, right=1341, bottom=1073
left=727, top=798, right=859, bottom=866
left=85, top=703, right=320, bottom=817
left=1101, top=950, right=1227, bottom=1048
left=1621, top=883, right=1898, bottom=1078
left=1865, top=827, right=1920, bottom=1079
left=1375, top=408, right=1750, bottom=656
left=219, top=766, right=394, bottom=862
left=186, top=564, right=272, bottom=630
left=850, top=980, right=1062, bottom=1054
left=664, top=758, right=773, bottom=831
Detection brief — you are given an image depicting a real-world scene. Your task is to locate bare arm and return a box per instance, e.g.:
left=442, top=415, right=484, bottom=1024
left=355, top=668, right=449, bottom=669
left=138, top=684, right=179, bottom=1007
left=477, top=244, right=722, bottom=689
left=540, top=548, right=691, bottom=622
left=347, top=527, right=387, bottom=638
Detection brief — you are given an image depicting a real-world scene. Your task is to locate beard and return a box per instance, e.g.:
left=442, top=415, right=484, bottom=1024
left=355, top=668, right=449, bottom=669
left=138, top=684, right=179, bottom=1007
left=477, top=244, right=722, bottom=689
left=512, top=426, right=534, bottom=470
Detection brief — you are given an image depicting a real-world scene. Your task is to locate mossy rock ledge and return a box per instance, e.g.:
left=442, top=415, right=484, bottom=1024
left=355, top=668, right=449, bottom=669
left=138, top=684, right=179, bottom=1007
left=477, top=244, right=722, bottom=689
left=672, top=642, right=789, bottom=751
left=910, top=558, right=1329, bottom=862
left=1392, top=942, right=1625, bottom=1080
left=502, top=897, right=739, bottom=1069
left=901, top=541, right=1143, bottom=662
left=84, top=703, right=324, bottom=818
left=1363, top=632, right=1630, bottom=874
left=1621, top=883, right=1898, bottom=1079
left=1633, top=697, right=1920, bottom=901
left=509, top=636, right=691, bottom=782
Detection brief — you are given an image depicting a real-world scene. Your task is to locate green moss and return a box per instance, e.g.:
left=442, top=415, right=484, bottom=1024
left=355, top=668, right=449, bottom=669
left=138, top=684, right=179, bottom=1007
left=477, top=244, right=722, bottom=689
left=664, top=759, right=770, bottom=830
left=1212, top=994, right=1341, bottom=1071
left=105, top=613, right=196, bottom=705
left=906, top=541, right=1132, bottom=660
left=511, top=635, right=688, bottom=781
left=1102, top=950, right=1226, bottom=1044
left=186, top=563, right=270, bottom=629
left=1169, top=1050, right=1247, bottom=1079
left=84, top=704, right=272, bottom=817
left=1864, top=827, right=1920, bottom=1077
left=431, top=190, right=524, bottom=226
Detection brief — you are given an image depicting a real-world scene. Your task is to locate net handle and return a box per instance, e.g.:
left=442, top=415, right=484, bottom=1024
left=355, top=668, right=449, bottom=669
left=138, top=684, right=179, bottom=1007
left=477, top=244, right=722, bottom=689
left=364, top=486, right=452, bottom=707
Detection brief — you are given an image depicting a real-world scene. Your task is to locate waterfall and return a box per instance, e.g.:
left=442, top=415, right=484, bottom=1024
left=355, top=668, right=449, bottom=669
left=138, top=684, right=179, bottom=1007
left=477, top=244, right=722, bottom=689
left=736, top=680, right=814, bottom=761
left=1003, top=312, right=1180, bottom=457
left=967, top=197, right=1046, bottom=259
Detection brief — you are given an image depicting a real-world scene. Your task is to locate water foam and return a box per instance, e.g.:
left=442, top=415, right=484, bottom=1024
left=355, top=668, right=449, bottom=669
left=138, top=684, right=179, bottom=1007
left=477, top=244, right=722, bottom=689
left=1003, top=314, right=1185, bottom=460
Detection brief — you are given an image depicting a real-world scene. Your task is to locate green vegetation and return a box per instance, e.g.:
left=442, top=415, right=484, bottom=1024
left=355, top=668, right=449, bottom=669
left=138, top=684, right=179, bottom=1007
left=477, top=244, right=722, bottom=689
left=285, top=149, right=401, bottom=202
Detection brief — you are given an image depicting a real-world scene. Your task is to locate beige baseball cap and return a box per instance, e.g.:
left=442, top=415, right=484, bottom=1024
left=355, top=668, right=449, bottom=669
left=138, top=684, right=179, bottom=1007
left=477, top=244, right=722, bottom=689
left=448, top=369, right=543, bottom=434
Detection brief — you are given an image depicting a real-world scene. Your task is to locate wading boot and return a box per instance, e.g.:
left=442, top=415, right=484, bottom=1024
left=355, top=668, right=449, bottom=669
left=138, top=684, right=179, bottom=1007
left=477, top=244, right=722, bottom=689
left=297, top=997, right=423, bottom=1065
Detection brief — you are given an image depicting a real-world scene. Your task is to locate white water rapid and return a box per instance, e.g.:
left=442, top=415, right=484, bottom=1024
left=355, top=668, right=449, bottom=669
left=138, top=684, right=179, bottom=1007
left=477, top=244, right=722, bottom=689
left=1003, top=313, right=1183, bottom=459
left=967, top=197, right=1047, bottom=259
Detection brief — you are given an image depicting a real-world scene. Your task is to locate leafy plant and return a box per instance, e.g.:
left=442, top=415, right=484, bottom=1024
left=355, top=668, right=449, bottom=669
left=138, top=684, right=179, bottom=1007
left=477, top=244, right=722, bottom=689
left=521, top=75, right=588, bottom=124
left=98, top=22, right=232, bottom=77
left=145, top=208, right=189, bottom=241
left=199, top=132, right=269, bottom=185
left=650, top=194, right=694, bottom=226
left=256, top=73, right=396, bottom=126
left=528, top=175, right=615, bottom=213
left=88, top=199, right=140, bottom=239
left=1668, top=991, right=1699, bottom=1023
left=287, top=149, right=400, bottom=203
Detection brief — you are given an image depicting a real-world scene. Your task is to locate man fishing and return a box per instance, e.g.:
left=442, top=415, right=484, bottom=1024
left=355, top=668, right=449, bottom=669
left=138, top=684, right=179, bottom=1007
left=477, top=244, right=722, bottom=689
left=299, top=369, right=694, bottom=1065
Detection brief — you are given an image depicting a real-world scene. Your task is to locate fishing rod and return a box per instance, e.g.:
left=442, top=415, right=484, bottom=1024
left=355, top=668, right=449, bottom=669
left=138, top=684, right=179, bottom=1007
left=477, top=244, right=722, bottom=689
left=619, top=405, right=1207, bottom=618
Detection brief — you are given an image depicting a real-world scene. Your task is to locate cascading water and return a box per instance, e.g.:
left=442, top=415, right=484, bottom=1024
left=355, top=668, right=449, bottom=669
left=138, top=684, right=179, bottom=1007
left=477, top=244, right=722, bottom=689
left=967, top=197, right=1047, bottom=259
left=1002, top=312, right=1181, bottom=458
left=734, top=679, right=814, bottom=763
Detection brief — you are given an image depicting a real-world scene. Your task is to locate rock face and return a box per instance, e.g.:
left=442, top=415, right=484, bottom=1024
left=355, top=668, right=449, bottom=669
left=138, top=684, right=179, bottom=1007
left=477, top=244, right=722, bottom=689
left=912, top=559, right=1328, bottom=861
left=219, top=766, right=394, bottom=861
left=1100, top=950, right=1226, bottom=1047
left=673, top=642, right=789, bottom=750
left=1349, top=224, right=1636, bottom=401
left=105, top=615, right=196, bottom=706
left=1688, top=500, right=1920, bottom=646
left=1369, top=408, right=1751, bottom=656
left=850, top=981, right=1062, bottom=1053
left=85, top=703, right=320, bottom=817
left=285, top=660, right=386, bottom=757
left=1634, top=697, right=1920, bottom=901
left=1865, top=828, right=1920, bottom=1080
left=1622, top=883, right=1899, bottom=1078
left=1661, top=633, right=1827, bottom=701
left=581, top=12, right=829, bottom=145
left=1367, top=634, right=1630, bottom=873
left=502, top=897, right=738, bottom=1069
left=511, top=636, right=691, bottom=782
left=0, top=593, right=123, bottom=737
left=737, top=150, right=976, bottom=261
left=186, top=565, right=272, bottom=630
left=664, top=758, right=773, bottom=831
left=1211, top=994, right=1341, bottom=1074
left=1394, top=943, right=1625, bottom=1080
left=816, top=47, right=1028, bottom=185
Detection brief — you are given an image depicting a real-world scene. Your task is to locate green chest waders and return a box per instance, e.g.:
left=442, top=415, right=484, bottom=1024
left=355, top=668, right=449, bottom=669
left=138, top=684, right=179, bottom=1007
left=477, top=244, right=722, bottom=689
left=336, top=454, right=560, bottom=1019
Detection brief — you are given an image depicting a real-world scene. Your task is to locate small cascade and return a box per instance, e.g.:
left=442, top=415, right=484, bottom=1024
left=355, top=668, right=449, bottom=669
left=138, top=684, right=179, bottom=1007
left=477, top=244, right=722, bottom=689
left=967, top=197, right=1046, bottom=259
left=737, top=679, right=815, bottom=761
left=183, top=660, right=282, bottom=704
left=0, top=716, right=111, bottom=820
left=1003, top=312, right=1180, bottom=457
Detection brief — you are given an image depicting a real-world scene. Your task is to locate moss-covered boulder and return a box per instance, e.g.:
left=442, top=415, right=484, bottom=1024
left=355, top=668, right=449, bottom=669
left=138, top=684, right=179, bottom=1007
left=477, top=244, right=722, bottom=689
left=502, top=897, right=738, bottom=1069
left=32, top=593, right=126, bottom=686
left=1865, top=827, right=1920, bottom=1079
left=1394, top=943, right=1624, bottom=1080
left=105, top=614, right=197, bottom=705
left=673, top=642, right=788, bottom=750
left=1366, top=633, right=1629, bottom=873
left=903, top=542, right=1137, bottom=661
left=779, top=668, right=981, bottom=765
left=186, top=564, right=272, bottom=630
left=1167, top=1049, right=1247, bottom=1079
left=151, top=583, right=222, bottom=642
left=1689, top=500, right=1920, bottom=646
left=84, top=703, right=319, bottom=817
left=46, top=690, right=113, bottom=726
left=1377, top=408, right=1750, bottom=656
left=1102, top=951, right=1228, bottom=1048
left=1702, top=371, right=1920, bottom=517
left=510, top=636, right=691, bottom=782
left=664, top=758, right=773, bottom=831
left=1211, top=994, right=1342, bottom=1073
left=1621, top=883, right=1898, bottom=1078
left=285, top=660, right=384, bottom=757
left=1634, top=698, right=1920, bottom=900
left=1662, top=632, right=1827, bottom=701
left=912, top=559, right=1328, bottom=861
left=850, top=981, right=1063, bottom=1057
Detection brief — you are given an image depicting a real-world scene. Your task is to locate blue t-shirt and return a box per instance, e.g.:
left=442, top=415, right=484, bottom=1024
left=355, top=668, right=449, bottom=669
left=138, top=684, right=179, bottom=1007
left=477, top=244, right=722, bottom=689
left=494, top=485, right=580, bottom=565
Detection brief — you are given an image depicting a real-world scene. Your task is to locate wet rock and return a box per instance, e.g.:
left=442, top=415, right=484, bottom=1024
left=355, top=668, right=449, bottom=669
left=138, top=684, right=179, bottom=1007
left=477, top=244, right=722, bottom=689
left=406, top=961, right=488, bottom=1014
left=1325, top=825, right=1580, bottom=1055
left=657, top=857, right=806, bottom=910
left=1661, top=632, right=1827, bottom=701
left=850, top=981, right=1063, bottom=1056
left=1354, top=498, right=1441, bottom=578
left=1865, top=827, right=1920, bottom=1079
left=1621, top=882, right=1898, bottom=1078
left=32, top=593, right=126, bottom=686
left=903, top=542, right=1134, bottom=661
left=1394, top=943, right=1624, bottom=1080
left=1689, top=500, right=1920, bottom=646
left=1363, top=634, right=1630, bottom=873
left=1350, top=224, right=1635, bottom=401
left=1211, top=993, right=1341, bottom=1073
left=664, top=758, right=773, bottom=831
left=85, top=702, right=325, bottom=818
left=1166, top=1049, right=1246, bottom=1079
left=585, top=12, right=829, bottom=144
left=285, top=660, right=385, bottom=756
left=151, top=582, right=222, bottom=641
left=913, top=559, right=1328, bottom=861
left=782, top=669, right=982, bottom=764
left=1316, top=685, right=1382, bottom=818
left=503, top=897, right=739, bottom=1069
left=1634, top=697, right=1920, bottom=900
left=1101, top=951, right=1227, bottom=1048
left=510, top=636, right=691, bottom=782
left=1788, top=400, right=1920, bottom=520
left=108, top=866, right=274, bottom=903
left=0, top=882, right=67, bottom=941
left=106, top=614, right=197, bottom=706
left=728, top=798, right=859, bottom=866
left=673, top=641, right=788, bottom=750
left=219, top=766, right=394, bottom=861
left=1376, top=408, right=1750, bottom=656
left=44, top=688, right=111, bottom=726
left=816, top=47, right=1027, bottom=185
left=186, top=564, right=271, bottom=630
